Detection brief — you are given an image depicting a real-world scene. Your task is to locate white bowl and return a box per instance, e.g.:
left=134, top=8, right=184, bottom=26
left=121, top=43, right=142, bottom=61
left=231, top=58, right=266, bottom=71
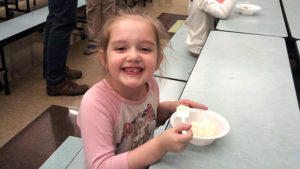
left=170, top=108, right=230, bottom=146
left=236, top=4, right=261, bottom=16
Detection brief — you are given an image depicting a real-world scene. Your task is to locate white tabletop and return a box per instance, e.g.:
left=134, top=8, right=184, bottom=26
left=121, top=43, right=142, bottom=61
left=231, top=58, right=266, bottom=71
left=216, top=0, right=287, bottom=37
left=282, top=0, right=300, bottom=40
left=150, top=31, right=300, bottom=169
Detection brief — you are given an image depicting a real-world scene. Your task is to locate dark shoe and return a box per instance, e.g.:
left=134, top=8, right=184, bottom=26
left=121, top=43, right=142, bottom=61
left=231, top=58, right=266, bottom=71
left=190, top=51, right=200, bottom=58
left=83, top=44, right=98, bottom=55
left=46, top=79, right=89, bottom=96
left=66, top=66, right=82, bottom=80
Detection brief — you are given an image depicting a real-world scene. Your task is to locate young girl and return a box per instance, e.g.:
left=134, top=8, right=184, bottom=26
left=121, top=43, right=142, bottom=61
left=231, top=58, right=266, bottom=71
left=77, top=8, right=208, bottom=169
left=186, top=0, right=235, bottom=57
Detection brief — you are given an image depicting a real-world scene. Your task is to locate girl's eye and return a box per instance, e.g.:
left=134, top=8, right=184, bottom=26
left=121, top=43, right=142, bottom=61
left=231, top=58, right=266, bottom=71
left=115, top=47, right=126, bottom=51
left=141, top=47, right=152, bottom=52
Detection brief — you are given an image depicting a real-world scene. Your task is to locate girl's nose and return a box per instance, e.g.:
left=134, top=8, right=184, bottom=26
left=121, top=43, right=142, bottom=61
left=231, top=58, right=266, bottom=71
left=126, top=48, right=140, bottom=61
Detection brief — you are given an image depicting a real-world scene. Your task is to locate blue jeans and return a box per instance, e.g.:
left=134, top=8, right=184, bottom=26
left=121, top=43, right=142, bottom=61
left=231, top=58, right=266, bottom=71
left=43, top=0, right=78, bottom=86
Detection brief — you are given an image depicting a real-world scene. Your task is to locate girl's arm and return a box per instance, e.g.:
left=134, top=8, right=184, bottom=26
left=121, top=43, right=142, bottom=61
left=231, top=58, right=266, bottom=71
left=128, top=123, right=193, bottom=169
left=156, top=99, right=208, bottom=127
left=128, top=99, right=207, bottom=169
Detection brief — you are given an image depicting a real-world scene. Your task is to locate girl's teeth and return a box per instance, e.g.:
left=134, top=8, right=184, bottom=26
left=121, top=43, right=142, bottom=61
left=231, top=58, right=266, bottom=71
left=125, top=68, right=141, bottom=72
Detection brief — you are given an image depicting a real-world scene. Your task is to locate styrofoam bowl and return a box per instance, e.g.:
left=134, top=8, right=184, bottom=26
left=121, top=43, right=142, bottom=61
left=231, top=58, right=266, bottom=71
left=170, top=108, right=230, bottom=146
left=236, top=4, right=261, bottom=16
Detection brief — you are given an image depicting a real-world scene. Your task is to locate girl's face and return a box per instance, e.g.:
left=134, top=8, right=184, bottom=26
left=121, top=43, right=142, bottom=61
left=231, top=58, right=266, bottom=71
left=101, top=17, right=161, bottom=99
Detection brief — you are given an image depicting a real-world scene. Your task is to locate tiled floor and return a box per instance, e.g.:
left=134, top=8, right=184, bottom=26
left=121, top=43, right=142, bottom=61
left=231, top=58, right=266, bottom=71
left=0, top=0, right=189, bottom=147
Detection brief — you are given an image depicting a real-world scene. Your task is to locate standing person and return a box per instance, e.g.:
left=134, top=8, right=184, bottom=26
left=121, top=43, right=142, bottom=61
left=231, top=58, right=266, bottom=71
left=186, top=0, right=235, bottom=57
left=77, top=8, right=208, bottom=169
left=44, top=0, right=89, bottom=96
left=83, top=0, right=116, bottom=55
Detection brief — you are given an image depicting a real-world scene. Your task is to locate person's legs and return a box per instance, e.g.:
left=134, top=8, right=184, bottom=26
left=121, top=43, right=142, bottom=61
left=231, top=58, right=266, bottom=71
left=44, top=0, right=77, bottom=86
left=102, top=0, right=116, bottom=24
left=44, top=0, right=89, bottom=96
left=116, top=0, right=125, bottom=7
left=43, top=5, right=82, bottom=80
left=84, top=0, right=116, bottom=55
left=84, top=0, right=101, bottom=55
left=43, top=4, right=52, bottom=78
left=126, top=0, right=136, bottom=7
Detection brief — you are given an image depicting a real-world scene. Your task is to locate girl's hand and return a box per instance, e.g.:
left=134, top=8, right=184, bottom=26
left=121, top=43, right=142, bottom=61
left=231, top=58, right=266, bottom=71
left=156, top=99, right=207, bottom=127
left=158, top=123, right=193, bottom=152
left=177, top=98, right=208, bottom=111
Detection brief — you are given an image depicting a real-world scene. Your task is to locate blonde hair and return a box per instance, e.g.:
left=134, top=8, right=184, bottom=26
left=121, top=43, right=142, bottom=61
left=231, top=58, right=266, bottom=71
left=99, top=7, right=168, bottom=77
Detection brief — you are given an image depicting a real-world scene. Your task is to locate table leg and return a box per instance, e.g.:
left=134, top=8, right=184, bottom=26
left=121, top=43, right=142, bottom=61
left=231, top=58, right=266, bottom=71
left=0, top=0, right=15, bottom=20
left=5, top=0, right=9, bottom=19
left=0, top=80, right=3, bottom=91
left=26, top=0, right=30, bottom=12
left=0, top=47, right=11, bottom=95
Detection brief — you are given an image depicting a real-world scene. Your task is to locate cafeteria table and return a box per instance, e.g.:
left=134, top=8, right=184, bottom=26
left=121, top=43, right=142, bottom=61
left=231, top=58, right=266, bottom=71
left=150, top=31, right=300, bottom=169
left=216, top=0, right=287, bottom=38
left=281, top=0, right=300, bottom=40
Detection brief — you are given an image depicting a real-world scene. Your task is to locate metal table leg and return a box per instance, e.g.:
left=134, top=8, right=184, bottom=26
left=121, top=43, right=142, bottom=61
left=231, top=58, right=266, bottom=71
left=0, top=46, right=11, bottom=95
left=0, top=79, right=3, bottom=91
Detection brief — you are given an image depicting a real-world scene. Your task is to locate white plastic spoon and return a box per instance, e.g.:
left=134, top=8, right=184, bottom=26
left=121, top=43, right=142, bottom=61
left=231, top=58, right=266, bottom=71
left=176, top=105, right=190, bottom=134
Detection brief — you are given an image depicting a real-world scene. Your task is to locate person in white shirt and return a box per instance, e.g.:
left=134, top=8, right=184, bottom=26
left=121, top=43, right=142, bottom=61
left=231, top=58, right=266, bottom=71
left=186, top=0, right=235, bottom=57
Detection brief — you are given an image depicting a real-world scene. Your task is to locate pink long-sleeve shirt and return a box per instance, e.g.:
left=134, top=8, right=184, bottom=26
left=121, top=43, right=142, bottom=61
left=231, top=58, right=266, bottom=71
left=77, top=77, right=159, bottom=169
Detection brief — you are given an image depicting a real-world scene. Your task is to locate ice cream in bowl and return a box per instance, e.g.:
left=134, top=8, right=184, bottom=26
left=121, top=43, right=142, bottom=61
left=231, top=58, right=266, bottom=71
left=171, top=107, right=230, bottom=146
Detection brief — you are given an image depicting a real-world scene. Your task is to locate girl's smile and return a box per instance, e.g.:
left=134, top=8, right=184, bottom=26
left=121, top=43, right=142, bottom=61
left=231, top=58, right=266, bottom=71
left=122, top=66, right=144, bottom=74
